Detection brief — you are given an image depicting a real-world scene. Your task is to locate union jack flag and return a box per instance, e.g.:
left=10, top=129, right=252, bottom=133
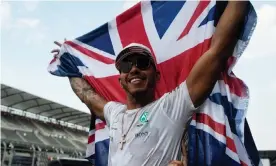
left=48, top=1, right=260, bottom=166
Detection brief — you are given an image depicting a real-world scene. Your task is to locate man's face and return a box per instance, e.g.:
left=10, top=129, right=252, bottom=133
left=118, top=54, right=159, bottom=96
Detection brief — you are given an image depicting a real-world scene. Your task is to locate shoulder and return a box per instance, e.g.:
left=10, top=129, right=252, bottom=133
left=159, top=81, right=197, bottom=110
left=103, top=101, right=126, bottom=125
left=104, top=101, right=126, bottom=113
left=162, top=81, right=189, bottom=99
left=104, top=101, right=125, bottom=109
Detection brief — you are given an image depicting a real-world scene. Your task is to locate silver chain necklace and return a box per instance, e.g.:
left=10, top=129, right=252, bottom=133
left=119, top=110, right=140, bottom=150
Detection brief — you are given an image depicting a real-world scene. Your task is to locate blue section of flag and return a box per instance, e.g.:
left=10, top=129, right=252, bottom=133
left=151, top=1, right=186, bottom=39
left=95, top=139, right=110, bottom=166
left=51, top=52, right=84, bottom=77
left=239, top=4, right=257, bottom=42
left=199, top=5, right=216, bottom=27
left=77, top=23, right=115, bottom=56
left=208, top=93, right=239, bottom=135
left=188, top=126, right=241, bottom=166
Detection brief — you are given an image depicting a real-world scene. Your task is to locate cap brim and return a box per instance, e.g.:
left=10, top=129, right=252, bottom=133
left=116, top=46, right=152, bottom=62
left=115, top=45, right=156, bottom=70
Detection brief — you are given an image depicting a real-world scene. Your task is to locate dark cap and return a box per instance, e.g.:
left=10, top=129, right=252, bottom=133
left=115, top=43, right=156, bottom=70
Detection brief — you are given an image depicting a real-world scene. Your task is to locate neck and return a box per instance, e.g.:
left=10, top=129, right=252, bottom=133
left=126, top=92, right=155, bottom=110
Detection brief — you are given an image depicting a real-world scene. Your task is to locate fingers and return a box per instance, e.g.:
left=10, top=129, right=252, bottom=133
left=51, top=41, right=62, bottom=56
left=54, top=41, right=62, bottom=47
left=168, top=160, right=184, bottom=166
left=50, top=49, right=60, bottom=56
left=51, top=49, right=60, bottom=56
left=51, top=49, right=60, bottom=53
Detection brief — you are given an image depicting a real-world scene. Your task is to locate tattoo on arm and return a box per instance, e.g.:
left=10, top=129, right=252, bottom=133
left=69, top=77, right=93, bottom=102
left=69, top=77, right=107, bottom=118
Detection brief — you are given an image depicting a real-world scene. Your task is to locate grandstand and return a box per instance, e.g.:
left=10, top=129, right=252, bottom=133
left=1, top=84, right=92, bottom=166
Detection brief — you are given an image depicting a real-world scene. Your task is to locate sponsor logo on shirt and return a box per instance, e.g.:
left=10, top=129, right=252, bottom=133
left=139, top=111, right=149, bottom=123
left=135, top=131, right=148, bottom=138
left=136, top=123, right=143, bottom=127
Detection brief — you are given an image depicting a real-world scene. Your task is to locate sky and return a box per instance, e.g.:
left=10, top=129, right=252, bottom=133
left=1, top=1, right=276, bottom=151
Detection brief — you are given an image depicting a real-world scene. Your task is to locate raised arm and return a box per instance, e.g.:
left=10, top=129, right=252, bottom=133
left=69, top=77, right=107, bottom=120
left=187, top=1, right=249, bottom=107
left=50, top=41, right=107, bottom=119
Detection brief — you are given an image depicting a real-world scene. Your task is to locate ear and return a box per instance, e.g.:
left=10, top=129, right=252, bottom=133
left=118, top=77, right=123, bottom=88
left=156, top=70, right=161, bottom=82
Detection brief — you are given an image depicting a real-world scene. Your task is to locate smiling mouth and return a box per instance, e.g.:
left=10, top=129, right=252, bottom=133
left=130, top=78, right=142, bottom=84
left=128, top=76, right=146, bottom=84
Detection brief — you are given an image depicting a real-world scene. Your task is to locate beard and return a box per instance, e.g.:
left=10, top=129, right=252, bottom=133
left=122, top=77, right=156, bottom=99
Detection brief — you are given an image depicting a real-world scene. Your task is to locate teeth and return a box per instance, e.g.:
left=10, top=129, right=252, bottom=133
left=130, top=78, right=141, bottom=83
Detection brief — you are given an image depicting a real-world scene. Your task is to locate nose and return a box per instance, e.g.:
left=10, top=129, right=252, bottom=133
left=129, top=65, right=140, bottom=75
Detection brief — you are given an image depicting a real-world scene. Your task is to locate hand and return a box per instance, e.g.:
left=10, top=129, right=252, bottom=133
left=168, top=160, right=184, bottom=166
left=50, top=39, right=66, bottom=56
left=50, top=41, right=62, bottom=56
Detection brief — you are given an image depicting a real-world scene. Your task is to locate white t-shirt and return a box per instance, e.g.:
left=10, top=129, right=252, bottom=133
left=104, top=81, right=197, bottom=166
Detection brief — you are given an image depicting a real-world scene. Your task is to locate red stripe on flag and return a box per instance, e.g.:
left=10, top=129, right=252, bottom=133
left=49, top=57, right=57, bottom=64
left=222, top=72, right=247, bottom=97
left=65, top=41, right=115, bottom=64
left=83, top=75, right=126, bottom=103
left=178, top=1, right=210, bottom=40
left=96, top=121, right=106, bottom=130
left=194, top=113, right=226, bottom=136
left=193, top=113, right=239, bottom=154
left=227, top=56, right=236, bottom=69
left=88, top=134, right=95, bottom=144
left=240, top=160, right=248, bottom=166
left=116, top=2, right=156, bottom=59
left=226, top=136, right=237, bottom=153
left=221, top=56, right=247, bottom=97
left=156, top=38, right=212, bottom=97
left=193, top=113, right=238, bottom=155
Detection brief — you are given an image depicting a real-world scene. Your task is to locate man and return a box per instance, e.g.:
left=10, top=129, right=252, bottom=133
left=51, top=1, right=248, bottom=165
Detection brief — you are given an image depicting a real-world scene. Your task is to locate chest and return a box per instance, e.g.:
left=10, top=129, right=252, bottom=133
left=108, top=109, right=179, bottom=151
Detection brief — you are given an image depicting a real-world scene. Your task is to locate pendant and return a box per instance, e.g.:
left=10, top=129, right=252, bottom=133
left=119, top=135, right=126, bottom=150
